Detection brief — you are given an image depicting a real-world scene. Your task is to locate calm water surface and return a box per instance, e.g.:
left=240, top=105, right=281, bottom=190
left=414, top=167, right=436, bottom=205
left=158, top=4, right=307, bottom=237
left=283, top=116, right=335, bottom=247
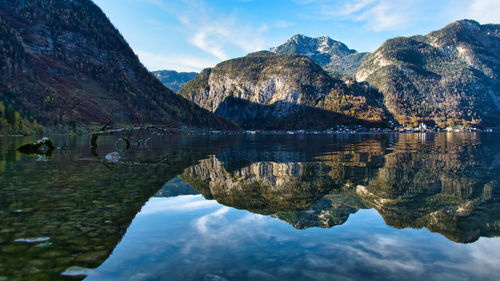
left=1, top=133, right=500, bottom=281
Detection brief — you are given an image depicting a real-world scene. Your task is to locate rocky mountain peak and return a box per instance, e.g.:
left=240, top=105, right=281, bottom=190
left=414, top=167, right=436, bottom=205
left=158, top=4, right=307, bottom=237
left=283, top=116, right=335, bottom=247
left=270, top=34, right=370, bottom=77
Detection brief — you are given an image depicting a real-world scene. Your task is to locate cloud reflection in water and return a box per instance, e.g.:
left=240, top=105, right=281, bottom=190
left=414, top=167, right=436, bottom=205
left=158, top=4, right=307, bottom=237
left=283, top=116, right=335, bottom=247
left=86, top=195, right=500, bottom=281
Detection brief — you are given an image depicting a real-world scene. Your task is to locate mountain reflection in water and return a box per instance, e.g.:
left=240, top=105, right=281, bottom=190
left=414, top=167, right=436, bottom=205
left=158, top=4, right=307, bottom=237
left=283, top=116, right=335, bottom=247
left=1, top=133, right=500, bottom=281
left=182, top=133, right=500, bottom=243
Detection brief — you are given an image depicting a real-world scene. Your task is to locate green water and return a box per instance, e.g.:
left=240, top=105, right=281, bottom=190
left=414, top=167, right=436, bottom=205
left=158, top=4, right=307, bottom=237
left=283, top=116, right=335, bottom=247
left=1, top=133, right=499, bottom=280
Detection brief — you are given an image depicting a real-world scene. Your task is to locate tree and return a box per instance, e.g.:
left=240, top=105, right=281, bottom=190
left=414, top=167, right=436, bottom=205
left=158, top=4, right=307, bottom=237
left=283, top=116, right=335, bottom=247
left=5, top=105, right=15, bottom=127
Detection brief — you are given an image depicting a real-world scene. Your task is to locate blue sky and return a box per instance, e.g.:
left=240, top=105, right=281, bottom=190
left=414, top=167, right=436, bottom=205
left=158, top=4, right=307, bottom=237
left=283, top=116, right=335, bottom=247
left=93, top=0, right=500, bottom=72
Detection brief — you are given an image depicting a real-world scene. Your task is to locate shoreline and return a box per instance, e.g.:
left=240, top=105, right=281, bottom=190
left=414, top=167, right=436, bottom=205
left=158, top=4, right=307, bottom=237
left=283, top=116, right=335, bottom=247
left=0, top=129, right=497, bottom=138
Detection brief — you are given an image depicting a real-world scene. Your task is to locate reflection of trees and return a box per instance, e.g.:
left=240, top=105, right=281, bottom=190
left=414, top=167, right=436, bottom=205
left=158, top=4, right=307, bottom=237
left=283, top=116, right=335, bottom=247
left=181, top=139, right=385, bottom=225
left=182, top=156, right=336, bottom=214
left=182, top=133, right=500, bottom=243
left=358, top=133, right=500, bottom=243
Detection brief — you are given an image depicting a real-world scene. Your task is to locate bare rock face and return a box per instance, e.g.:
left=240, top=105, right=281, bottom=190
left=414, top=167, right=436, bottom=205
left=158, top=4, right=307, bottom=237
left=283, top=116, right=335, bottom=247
left=356, top=19, right=500, bottom=128
left=179, top=53, right=389, bottom=129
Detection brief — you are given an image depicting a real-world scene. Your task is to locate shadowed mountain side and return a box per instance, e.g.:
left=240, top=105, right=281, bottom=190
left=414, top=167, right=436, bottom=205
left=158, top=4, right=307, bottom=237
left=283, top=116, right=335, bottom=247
left=0, top=0, right=234, bottom=132
left=214, top=96, right=387, bottom=130
left=154, top=177, right=199, bottom=197
left=0, top=136, right=223, bottom=281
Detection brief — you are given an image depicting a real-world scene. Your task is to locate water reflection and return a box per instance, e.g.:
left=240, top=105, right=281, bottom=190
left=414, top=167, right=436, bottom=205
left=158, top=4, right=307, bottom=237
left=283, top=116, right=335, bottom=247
left=87, top=195, right=500, bottom=281
left=0, top=135, right=224, bottom=281
left=1, top=133, right=500, bottom=280
left=181, top=133, right=500, bottom=243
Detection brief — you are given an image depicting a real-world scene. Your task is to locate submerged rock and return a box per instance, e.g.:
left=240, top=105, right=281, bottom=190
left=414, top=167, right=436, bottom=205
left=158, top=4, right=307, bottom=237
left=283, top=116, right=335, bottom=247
left=14, top=237, right=50, bottom=243
left=105, top=152, right=121, bottom=162
left=61, top=266, right=93, bottom=277
left=35, top=242, right=52, bottom=248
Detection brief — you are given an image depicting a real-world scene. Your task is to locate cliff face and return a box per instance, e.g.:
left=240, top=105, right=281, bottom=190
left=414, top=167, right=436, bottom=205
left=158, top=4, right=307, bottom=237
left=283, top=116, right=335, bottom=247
left=0, top=0, right=233, bottom=131
left=356, top=20, right=500, bottom=127
left=179, top=53, right=389, bottom=129
left=270, top=34, right=370, bottom=78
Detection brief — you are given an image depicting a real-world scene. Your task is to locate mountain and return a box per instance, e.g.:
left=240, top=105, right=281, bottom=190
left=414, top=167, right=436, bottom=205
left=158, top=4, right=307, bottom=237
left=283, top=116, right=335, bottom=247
left=152, top=70, right=198, bottom=92
left=270, top=34, right=370, bottom=78
left=178, top=52, right=389, bottom=130
left=356, top=20, right=500, bottom=128
left=0, top=0, right=232, bottom=134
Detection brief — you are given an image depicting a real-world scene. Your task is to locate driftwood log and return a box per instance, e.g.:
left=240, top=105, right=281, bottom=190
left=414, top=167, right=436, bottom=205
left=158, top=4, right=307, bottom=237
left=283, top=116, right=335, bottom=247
left=90, top=124, right=183, bottom=155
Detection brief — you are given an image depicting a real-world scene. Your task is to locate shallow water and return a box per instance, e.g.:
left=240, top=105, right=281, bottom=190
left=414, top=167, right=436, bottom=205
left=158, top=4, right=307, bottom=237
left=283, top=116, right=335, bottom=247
left=1, top=133, right=500, bottom=281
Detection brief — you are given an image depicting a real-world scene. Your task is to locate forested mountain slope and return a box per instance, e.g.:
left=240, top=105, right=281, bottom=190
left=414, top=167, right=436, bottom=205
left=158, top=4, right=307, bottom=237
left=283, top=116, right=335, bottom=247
left=0, top=0, right=232, bottom=134
left=356, top=20, right=500, bottom=127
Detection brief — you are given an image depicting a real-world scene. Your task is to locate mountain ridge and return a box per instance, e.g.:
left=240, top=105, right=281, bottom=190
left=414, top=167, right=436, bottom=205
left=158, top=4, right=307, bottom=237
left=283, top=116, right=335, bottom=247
left=355, top=19, right=500, bottom=127
left=0, top=0, right=233, bottom=133
left=270, top=34, right=370, bottom=77
left=152, top=70, right=198, bottom=92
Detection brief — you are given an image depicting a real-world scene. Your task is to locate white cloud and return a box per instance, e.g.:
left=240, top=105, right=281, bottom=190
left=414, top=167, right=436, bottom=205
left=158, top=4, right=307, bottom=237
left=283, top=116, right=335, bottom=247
left=354, top=1, right=410, bottom=31
left=190, top=27, right=230, bottom=60
left=339, top=0, right=376, bottom=16
left=295, top=0, right=429, bottom=32
left=142, top=0, right=269, bottom=60
left=194, top=207, right=230, bottom=234
left=467, top=0, right=500, bottom=24
left=184, top=14, right=268, bottom=59
left=273, top=20, right=296, bottom=29
left=135, top=50, right=219, bottom=72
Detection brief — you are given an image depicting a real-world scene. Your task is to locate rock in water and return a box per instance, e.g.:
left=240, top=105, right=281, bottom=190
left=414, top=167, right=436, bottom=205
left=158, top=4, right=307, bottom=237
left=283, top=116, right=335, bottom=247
left=17, top=137, right=55, bottom=155
left=14, top=237, right=50, bottom=243
left=105, top=152, right=121, bottom=162
left=61, top=266, right=93, bottom=277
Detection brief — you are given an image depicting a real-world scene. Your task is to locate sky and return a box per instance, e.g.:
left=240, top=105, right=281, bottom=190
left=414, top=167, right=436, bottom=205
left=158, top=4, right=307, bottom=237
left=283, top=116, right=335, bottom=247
left=93, top=0, right=500, bottom=73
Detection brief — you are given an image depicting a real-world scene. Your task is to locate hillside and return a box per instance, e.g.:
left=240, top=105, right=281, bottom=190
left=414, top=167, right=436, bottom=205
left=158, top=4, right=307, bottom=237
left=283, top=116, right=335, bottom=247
left=356, top=20, right=500, bottom=128
left=152, top=70, right=198, bottom=92
left=178, top=53, right=389, bottom=130
left=0, top=0, right=232, bottom=134
left=270, top=34, right=370, bottom=78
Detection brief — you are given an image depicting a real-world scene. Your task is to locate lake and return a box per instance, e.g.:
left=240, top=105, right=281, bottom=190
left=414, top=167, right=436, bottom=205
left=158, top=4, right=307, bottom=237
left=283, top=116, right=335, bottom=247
left=1, top=133, right=500, bottom=281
